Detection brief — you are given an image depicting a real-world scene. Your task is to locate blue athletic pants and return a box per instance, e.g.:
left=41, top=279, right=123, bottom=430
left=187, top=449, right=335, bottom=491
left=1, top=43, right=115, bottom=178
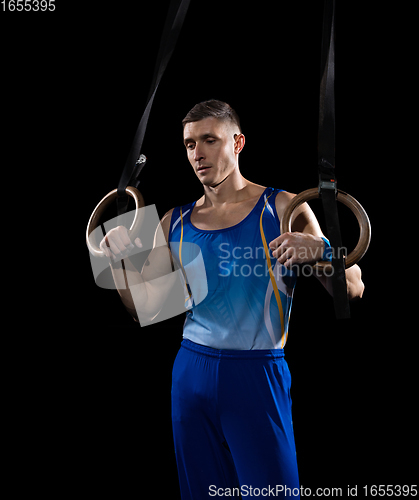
left=171, top=339, right=300, bottom=499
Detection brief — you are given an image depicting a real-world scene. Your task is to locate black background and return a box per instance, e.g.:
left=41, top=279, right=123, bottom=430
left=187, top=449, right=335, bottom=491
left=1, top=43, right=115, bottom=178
left=1, top=1, right=414, bottom=497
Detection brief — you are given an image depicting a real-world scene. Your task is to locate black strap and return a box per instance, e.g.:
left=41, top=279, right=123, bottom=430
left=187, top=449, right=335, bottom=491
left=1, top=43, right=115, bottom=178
left=116, top=0, right=191, bottom=216
left=318, top=0, right=350, bottom=319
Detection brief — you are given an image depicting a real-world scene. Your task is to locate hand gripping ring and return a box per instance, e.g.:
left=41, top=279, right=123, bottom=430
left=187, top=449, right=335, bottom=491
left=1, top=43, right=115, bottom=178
left=280, top=188, right=371, bottom=273
left=86, top=186, right=145, bottom=258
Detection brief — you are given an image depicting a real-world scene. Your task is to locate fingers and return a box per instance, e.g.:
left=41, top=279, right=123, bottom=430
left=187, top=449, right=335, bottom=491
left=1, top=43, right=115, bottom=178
left=99, top=226, right=139, bottom=261
left=276, top=247, right=295, bottom=268
left=271, top=243, right=294, bottom=267
left=269, top=234, right=285, bottom=250
left=99, top=236, right=112, bottom=258
left=117, top=225, right=132, bottom=247
left=269, top=233, right=295, bottom=268
left=269, top=233, right=288, bottom=259
left=134, top=237, right=143, bottom=249
left=269, top=232, right=324, bottom=268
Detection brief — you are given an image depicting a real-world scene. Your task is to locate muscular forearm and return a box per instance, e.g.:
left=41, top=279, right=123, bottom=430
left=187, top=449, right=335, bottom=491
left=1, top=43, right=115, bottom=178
left=109, top=258, right=146, bottom=321
left=317, top=264, right=364, bottom=300
left=100, top=222, right=177, bottom=323
left=345, top=264, right=364, bottom=300
left=108, top=244, right=177, bottom=323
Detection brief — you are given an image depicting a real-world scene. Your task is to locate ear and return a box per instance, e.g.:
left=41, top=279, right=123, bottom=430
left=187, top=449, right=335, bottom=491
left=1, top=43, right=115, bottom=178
left=233, top=133, right=245, bottom=154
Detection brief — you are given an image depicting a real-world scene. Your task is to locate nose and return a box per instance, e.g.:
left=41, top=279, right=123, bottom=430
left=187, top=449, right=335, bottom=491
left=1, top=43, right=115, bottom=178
left=193, top=143, right=205, bottom=162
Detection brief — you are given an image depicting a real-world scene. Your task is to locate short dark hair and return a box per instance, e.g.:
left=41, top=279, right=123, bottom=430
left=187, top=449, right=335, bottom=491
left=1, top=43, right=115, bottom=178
left=182, top=99, right=242, bottom=133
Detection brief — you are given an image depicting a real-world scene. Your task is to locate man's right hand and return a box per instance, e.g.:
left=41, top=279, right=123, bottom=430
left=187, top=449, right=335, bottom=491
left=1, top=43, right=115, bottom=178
left=99, top=226, right=143, bottom=262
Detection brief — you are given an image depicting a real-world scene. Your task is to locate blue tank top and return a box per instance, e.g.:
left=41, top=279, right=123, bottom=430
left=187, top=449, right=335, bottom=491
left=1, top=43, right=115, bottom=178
left=168, top=187, right=297, bottom=350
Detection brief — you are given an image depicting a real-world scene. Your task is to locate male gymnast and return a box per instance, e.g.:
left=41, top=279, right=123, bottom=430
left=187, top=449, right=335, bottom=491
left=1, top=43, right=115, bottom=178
left=100, top=100, right=364, bottom=499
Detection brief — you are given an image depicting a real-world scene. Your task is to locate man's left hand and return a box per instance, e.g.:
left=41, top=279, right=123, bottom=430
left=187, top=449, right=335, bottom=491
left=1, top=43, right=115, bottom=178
left=269, top=232, right=325, bottom=268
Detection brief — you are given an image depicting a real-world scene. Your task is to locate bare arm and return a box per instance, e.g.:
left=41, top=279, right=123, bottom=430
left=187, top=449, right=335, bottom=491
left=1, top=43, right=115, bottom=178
left=271, top=191, right=364, bottom=300
left=100, top=209, right=177, bottom=322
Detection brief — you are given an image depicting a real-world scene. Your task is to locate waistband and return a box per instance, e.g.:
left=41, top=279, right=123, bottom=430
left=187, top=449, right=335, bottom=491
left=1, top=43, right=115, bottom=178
left=180, top=339, right=285, bottom=360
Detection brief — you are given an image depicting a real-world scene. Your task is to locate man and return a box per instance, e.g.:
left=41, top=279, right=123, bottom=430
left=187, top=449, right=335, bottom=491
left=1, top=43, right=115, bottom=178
left=100, top=100, right=364, bottom=499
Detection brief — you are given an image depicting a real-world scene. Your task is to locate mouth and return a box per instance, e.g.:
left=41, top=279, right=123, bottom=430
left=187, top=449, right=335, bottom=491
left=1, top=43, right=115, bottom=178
left=197, top=166, right=211, bottom=173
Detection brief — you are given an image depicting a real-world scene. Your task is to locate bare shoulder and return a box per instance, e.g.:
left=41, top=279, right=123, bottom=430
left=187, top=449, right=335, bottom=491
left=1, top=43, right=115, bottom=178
left=275, top=190, right=322, bottom=234
left=147, top=208, right=175, bottom=269
left=248, top=182, right=267, bottom=199
left=160, top=208, right=175, bottom=242
left=275, top=191, right=296, bottom=219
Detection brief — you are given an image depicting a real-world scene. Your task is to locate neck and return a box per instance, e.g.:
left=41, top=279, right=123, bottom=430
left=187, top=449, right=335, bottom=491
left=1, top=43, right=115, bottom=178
left=202, top=168, right=251, bottom=207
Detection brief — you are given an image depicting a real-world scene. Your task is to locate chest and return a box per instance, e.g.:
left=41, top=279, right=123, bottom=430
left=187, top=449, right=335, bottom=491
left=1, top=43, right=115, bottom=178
left=190, top=199, right=260, bottom=230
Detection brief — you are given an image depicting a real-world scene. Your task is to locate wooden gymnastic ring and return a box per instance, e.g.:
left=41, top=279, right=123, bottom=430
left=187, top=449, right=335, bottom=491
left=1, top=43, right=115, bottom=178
left=280, top=188, right=371, bottom=273
left=86, top=186, right=145, bottom=258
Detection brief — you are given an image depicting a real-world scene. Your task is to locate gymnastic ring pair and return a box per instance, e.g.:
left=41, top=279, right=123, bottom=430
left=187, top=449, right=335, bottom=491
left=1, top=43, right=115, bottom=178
left=86, top=186, right=371, bottom=273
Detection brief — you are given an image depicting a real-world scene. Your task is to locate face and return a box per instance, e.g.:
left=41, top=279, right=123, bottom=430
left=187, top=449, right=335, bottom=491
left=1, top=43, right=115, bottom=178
left=183, top=117, right=244, bottom=187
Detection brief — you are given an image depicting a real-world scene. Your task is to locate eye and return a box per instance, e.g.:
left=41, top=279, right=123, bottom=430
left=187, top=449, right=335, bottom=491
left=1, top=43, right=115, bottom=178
left=186, top=143, right=195, bottom=150
left=206, top=139, right=215, bottom=144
